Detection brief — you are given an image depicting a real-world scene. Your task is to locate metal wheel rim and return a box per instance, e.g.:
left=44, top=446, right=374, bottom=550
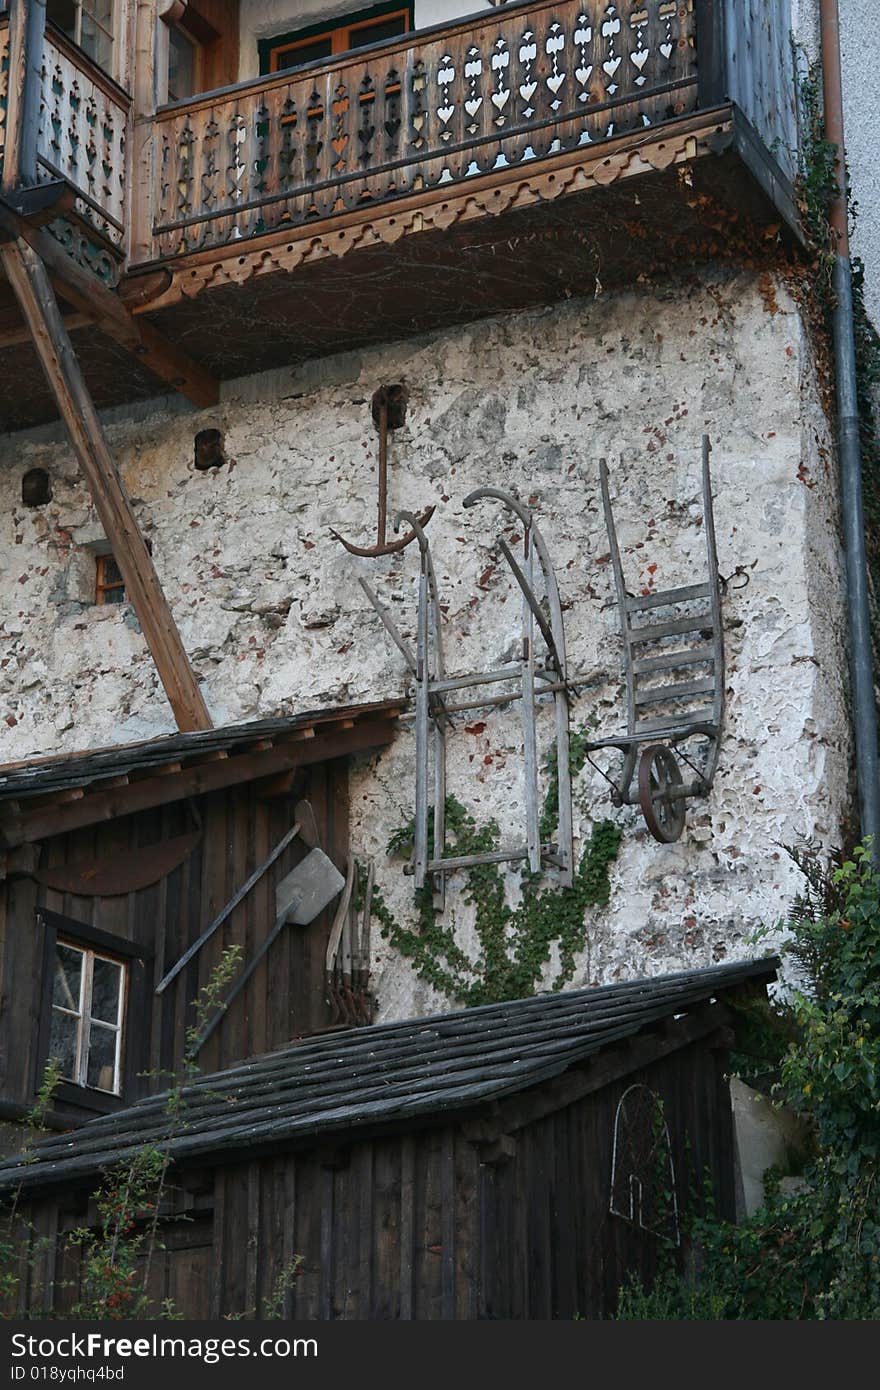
left=637, top=744, right=685, bottom=843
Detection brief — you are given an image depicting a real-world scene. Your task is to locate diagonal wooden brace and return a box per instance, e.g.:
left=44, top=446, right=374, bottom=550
left=1, top=238, right=213, bottom=733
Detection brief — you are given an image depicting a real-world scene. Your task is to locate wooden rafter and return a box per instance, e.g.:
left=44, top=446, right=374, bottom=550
left=0, top=297, right=88, bottom=348
left=0, top=237, right=213, bottom=736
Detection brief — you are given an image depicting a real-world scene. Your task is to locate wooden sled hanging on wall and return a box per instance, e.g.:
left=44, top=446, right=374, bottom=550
left=359, top=493, right=574, bottom=902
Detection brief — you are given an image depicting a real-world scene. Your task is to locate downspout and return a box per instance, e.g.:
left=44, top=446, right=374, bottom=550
left=819, top=0, right=880, bottom=859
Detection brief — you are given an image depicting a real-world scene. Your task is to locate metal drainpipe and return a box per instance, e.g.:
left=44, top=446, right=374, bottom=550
left=819, top=0, right=880, bottom=859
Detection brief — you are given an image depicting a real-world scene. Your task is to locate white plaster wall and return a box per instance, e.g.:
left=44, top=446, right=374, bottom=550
left=0, top=268, right=851, bottom=1018
left=238, top=0, right=494, bottom=81
left=838, top=2, right=880, bottom=330
left=415, top=0, right=489, bottom=28
left=793, top=0, right=880, bottom=328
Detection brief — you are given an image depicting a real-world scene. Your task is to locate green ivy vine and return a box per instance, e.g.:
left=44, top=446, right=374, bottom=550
left=372, top=728, right=621, bottom=1008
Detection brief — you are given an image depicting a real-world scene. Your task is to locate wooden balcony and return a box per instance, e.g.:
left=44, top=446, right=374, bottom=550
left=0, top=11, right=129, bottom=281
left=0, top=0, right=802, bottom=432
left=144, top=0, right=707, bottom=265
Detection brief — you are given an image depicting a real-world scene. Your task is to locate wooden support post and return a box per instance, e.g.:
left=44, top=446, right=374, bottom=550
left=1, top=238, right=213, bottom=734
left=2, top=0, right=46, bottom=194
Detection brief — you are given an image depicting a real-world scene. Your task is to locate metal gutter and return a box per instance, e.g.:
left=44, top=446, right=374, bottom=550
left=820, top=0, right=880, bottom=858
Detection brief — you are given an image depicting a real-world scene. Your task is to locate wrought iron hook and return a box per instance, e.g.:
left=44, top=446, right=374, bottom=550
left=331, top=385, right=435, bottom=556
left=719, top=565, right=751, bottom=594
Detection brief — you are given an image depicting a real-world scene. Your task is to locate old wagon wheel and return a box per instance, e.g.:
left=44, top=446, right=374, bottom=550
left=637, top=745, right=686, bottom=843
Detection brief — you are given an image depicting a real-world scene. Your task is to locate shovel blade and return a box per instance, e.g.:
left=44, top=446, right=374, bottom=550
left=276, top=848, right=346, bottom=925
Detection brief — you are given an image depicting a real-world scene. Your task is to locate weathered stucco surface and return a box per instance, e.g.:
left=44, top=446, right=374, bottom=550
left=794, top=0, right=880, bottom=330
left=0, top=267, right=851, bottom=1017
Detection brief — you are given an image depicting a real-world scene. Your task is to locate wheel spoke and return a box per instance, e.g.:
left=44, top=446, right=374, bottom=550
left=638, top=744, right=686, bottom=843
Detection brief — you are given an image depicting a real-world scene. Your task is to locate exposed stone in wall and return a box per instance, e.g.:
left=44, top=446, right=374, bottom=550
left=0, top=266, right=850, bottom=1017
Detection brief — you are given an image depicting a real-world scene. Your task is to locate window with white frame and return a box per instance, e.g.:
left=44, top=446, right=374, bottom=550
left=49, top=939, right=126, bottom=1094
left=47, top=0, right=117, bottom=77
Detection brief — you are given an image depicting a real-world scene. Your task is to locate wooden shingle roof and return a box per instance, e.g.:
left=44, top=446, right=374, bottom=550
left=0, top=701, right=403, bottom=802
left=0, top=958, right=777, bottom=1193
left=0, top=700, right=402, bottom=848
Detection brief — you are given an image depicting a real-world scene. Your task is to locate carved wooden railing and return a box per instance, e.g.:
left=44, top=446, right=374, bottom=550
left=148, top=0, right=707, bottom=263
left=0, top=11, right=128, bottom=263
left=36, top=28, right=130, bottom=253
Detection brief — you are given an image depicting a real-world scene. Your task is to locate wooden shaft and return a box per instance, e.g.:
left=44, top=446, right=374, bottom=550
left=1, top=239, right=213, bottom=733
left=190, top=909, right=289, bottom=1057
left=156, top=820, right=302, bottom=994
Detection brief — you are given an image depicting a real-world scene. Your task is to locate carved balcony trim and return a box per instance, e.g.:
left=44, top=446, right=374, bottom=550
left=132, top=106, right=734, bottom=313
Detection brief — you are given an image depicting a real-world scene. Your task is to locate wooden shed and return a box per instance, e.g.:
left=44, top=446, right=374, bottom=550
left=0, top=701, right=400, bottom=1141
left=0, top=958, right=777, bottom=1320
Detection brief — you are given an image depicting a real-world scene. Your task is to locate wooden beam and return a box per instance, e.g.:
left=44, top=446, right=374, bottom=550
left=117, top=269, right=174, bottom=310
left=0, top=843, right=40, bottom=882
left=0, top=198, right=218, bottom=408
left=0, top=719, right=399, bottom=847
left=0, top=307, right=90, bottom=349
left=0, top=238, right=213, bottom=736
left=125, top=315, right=219, bottom=409
left=255, top=769, right=299, bottom=800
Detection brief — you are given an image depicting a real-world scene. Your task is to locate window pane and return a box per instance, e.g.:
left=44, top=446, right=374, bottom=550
left=49, top=1008, right=79, bottom=1082
left=47, top=0, right=77, bottom=41
left=85, top=0, right=114, bottom=28
left=53, top=944, right=83, bottom=1013
left=86, top=1022, right=118, bottom=1092
left=168, top=26, right=196, bottom=102
left=349, top=17, right=409, bottom=50
left=80, top=12, right=113, bottom=72
left=91, top=956, right=122, bottom=1025
left=273, top=37, right=333, bottom=71
left=102, top=556, right=123, bottom=586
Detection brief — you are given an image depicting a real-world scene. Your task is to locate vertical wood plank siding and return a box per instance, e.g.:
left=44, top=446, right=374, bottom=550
left=20, top=1040, right=737, bottom=1319
left=0, top=16, right=10, bottom=186
left=0, top=762, right=350, bottom=1113
left=725, top=0, right=799, bottom=181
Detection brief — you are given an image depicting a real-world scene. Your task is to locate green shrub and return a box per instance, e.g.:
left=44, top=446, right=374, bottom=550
left=617, top=843, right=880, bottom=1320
